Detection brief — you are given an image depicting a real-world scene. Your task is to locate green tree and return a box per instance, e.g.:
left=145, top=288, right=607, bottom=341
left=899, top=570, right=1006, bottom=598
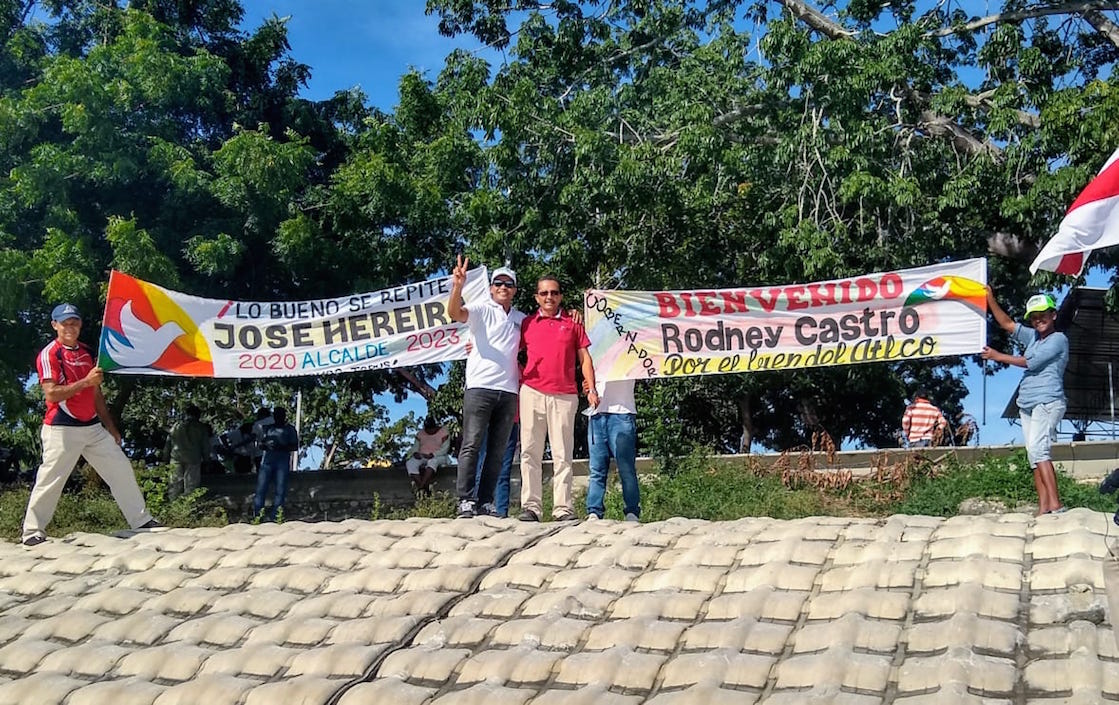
left=0, top=2, right=427, bottom=464
left=425, top=0, right=1119, bottom=450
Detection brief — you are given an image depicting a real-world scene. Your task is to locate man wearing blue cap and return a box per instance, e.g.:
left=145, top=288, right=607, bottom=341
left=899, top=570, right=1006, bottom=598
left=982, top=289, right=1069, bottom=515
left=21, top=304, right=158, bottom=546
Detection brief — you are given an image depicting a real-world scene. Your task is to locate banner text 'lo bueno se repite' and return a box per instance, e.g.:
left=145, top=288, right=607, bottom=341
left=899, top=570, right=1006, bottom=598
left=97, top=268, right=489, bottom=377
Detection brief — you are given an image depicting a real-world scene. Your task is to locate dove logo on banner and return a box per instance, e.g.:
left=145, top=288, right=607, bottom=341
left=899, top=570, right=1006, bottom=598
left=903, top=275, right=987, bottom=314
left=100, top=271, right=215, bottom=376
left=103, top=301, right=186, bottom=367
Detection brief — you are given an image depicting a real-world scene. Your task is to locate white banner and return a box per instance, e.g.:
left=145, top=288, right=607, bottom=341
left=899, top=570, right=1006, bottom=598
left=98, top=268, right=489, bottom=377
left=585, top=259, right=988, bottom=381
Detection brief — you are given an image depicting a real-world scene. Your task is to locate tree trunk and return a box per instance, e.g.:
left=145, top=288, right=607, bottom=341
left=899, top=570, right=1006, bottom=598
left=798, top=397, right=821, bottom=433
left=736, top=395, right=754, bottom=453
left=321, top=441, right=337, bottom=470
left=394, top=368, right=436, bottom=400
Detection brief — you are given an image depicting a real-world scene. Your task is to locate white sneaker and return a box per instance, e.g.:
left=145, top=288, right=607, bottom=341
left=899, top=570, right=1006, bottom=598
left=456, top=500, right=476, bottom=519
left=624, top=513, right=640, bottom=522
left=480, top=502, right=499, bottom=517
left=585, top=513, right=600, bottom=521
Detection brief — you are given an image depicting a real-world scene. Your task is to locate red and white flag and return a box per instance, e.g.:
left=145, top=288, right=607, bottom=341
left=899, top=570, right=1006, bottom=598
left=1031, top=147, right=1119, bottom=276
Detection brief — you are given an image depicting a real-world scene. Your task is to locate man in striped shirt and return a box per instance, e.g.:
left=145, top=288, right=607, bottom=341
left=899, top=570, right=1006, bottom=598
left=902, top=389, right=947, bottom=448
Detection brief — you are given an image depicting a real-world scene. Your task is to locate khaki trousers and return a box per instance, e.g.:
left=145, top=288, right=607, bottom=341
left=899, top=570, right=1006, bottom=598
left=519, top=385, right=578, bottom=517
left=23, top=424, right=152, bottom=542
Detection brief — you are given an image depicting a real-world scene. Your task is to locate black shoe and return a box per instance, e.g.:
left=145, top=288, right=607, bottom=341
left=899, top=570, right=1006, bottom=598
left=138, top=519, right=163, bottom=529
left=553, top=511, right=578, bottom=522
left=456, top=500, right=476, bottom=519
left=22, top=535, right=46, bottom=547
left=518, top=509, right=540, bottom=522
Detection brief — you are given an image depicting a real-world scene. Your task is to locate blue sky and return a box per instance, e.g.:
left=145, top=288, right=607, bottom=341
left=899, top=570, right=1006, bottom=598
left=239, top=1, right=495, bottom=110
left=237, top=1, right=1104, bottom=455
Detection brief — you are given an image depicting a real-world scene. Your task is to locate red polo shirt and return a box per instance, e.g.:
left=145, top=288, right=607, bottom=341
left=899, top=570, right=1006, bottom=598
left=520, top=310, right=591, bottom=395
left=37, top=340, right=99, bottom=426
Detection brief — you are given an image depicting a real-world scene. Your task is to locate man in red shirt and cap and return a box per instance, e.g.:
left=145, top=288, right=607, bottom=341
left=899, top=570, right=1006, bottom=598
left=22, top=303, right=158, bottom=546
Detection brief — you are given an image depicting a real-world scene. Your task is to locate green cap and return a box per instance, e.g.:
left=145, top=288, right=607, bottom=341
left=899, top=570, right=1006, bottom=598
left=1023, top=294, right=1057, bottom=321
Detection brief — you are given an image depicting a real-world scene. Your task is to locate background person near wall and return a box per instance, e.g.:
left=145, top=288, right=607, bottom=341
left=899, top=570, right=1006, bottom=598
left=163, top=404, right=210, bottom=498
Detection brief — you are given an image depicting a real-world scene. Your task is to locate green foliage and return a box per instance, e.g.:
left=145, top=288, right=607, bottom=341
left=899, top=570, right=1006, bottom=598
left=370, top=490, right=456, bottom=520
left=605, top=450, right=825, bottom=521
left=183, top=232, right=244, bottom=277
left=898, top=451, right=1115, bottom=516
left=0, top=462, right=225, bottom=542
left=1, top=450, right=1116, bottom=541
left=0, top=484, right=129, bottom=541
left=105, top=216, right=178, bottom=286
left=2, top=0, right=1119, bottom=463
left=135, top=464, right=228, bottom=527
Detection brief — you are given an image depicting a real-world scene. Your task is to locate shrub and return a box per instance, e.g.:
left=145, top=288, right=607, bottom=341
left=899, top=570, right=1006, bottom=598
left=587, top=449, right=827, bottom=521
left=0, top=462, right=227, bottom=541
left=898, top=451, right=1114, bottom=516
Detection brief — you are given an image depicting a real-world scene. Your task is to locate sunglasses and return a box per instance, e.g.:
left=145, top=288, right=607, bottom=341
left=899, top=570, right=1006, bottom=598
left=536, top=290, right=561, bottom=297
left=492, top=280, right=517, bottom=289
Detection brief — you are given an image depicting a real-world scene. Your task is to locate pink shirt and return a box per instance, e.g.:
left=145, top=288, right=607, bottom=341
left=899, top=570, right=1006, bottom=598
left=520, top=310, right=590, bottom=395
left=416, top=428, right=449, bottom=455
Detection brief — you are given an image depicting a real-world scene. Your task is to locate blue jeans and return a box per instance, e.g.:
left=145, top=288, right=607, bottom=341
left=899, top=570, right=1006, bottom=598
left=586, top=413, right=639, bottom=518
left=475, top=421, right=518, bottom=516
left=456, top=388, right=517, bottom=505
left=253, top=457, right=290, bottom=520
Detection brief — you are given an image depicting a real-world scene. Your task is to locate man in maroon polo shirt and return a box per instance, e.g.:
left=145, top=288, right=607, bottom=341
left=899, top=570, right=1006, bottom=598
left=22, top=303, right=158, bottom=546
left=517, top=276, right=599, bottom=522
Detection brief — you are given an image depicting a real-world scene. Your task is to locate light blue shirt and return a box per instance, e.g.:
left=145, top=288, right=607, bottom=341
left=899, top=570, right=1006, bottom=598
left=1011, top=324, right=1068, bottom=410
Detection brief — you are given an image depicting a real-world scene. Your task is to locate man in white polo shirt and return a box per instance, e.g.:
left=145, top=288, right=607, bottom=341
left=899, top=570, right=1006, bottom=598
left=448, top=256, right=525, bottom=518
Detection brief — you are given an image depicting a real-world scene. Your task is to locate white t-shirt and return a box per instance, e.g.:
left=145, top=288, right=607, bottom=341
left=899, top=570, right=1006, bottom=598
left=593, top=379, right=637, bottom=414
left=465, top=297, right=525, bottom=394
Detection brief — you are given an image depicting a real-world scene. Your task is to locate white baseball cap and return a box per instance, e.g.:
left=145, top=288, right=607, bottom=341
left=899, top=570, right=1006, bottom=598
left=491, top=267, right=517, bottom=285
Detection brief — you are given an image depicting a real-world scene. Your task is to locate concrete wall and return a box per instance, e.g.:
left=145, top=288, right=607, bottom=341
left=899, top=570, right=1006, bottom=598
left=202, top=440, right=1119, bottom=520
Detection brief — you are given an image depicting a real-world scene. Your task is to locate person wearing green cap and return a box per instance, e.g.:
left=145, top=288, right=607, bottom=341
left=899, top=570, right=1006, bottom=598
left=982, top=288, right=1068, bottom=514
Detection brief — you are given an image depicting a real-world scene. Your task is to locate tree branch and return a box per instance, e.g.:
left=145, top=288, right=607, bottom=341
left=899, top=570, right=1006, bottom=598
left=916, top=110, right=1001, bottom=158
left=393, top=368, right=436, bottom=400
left=1084, top=9, right=1119, bottom=49
left=928, top=0, right=1119, bottom=37
left=947, top=90, right=1041, bottom=129
left=775, top=0, right=856, bottom=39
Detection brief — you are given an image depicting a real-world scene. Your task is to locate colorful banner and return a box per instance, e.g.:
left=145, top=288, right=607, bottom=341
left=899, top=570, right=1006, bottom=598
left=98, top=269, right=489, bottom=377
left=585, top=259, right=988, bottom=381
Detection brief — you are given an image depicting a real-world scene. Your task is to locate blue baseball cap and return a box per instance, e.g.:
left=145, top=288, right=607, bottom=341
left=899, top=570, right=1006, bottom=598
left=51, top=303, right=81, bottom=322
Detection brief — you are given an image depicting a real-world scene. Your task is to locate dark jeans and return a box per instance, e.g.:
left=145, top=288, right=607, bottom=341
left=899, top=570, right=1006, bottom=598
left=457, top=388, right=517, bottom=505
left=475, top=421, right=519, bottom=516
left=253, top=457, right=290, bottom=520
left=586, top=413, right=640, bottom=518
